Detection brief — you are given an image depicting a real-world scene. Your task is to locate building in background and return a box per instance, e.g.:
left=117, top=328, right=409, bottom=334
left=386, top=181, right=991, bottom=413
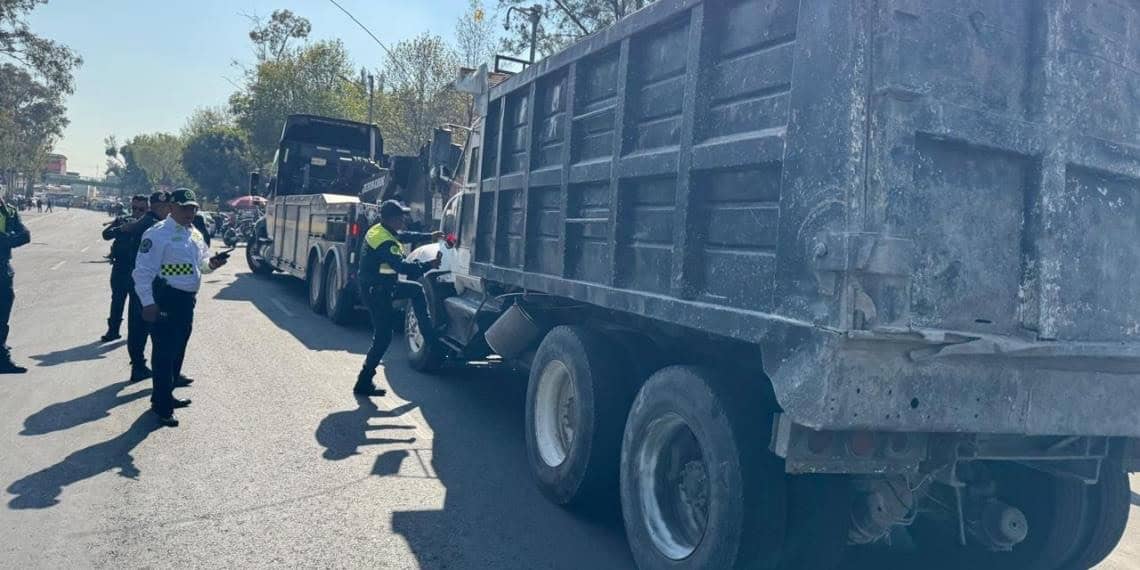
left=44, top=154, right=67, bottom=176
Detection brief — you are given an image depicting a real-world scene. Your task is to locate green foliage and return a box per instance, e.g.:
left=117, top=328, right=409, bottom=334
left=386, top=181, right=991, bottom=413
left=498, top=0, right=655, bottom=58
left=104, top=136, right=152, bottom=195
left=126, top=132, right=192, bottom=190
left=181, top=127, right=254, bottom=201
left=0, top=0, right=82, bottom=93
left=229, top=40, right=369, bottom=164
left=247, top=9, right=311, bottom=62
left=0, top=62, right=67, bottom=184
left=377, top=33, right=467, bottom=155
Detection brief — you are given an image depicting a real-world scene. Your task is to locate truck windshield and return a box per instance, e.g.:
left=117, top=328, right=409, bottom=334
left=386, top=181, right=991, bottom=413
left=282, top=120, right=373, bottom=157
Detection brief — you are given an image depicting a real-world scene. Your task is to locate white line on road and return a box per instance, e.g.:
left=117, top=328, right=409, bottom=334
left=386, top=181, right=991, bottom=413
left=80, top=246, right=89, bottom=253
left=270, top=297, right=295, bottom=317
left=50, top=261, right=65, bottom=270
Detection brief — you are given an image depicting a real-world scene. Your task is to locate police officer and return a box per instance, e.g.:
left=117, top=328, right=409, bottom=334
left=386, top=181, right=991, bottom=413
left=99, top=194, right=149, bottom=343
left=354, top=200, right=441, bottom=395
left=133, top=189, right=227, bottom=426
left=0, top=196, right=30, bottom=373
left=116, top=191, right=172, bottom=382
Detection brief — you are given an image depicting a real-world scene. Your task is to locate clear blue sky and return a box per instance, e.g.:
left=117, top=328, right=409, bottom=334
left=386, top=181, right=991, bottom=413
left=29, top=0, right=482, bottom=177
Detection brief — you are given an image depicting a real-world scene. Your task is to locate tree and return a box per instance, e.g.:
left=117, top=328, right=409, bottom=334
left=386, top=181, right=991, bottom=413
left=181, top=127, right=254, bottom=201
left=0, top=63, right=67, bottom=195
left=498, top=0, right=655, bottom=57
left=181, top=106, right=234, bottom=139
left=456, top=0, right=499, bottom=70
left=377, top=33, right=467, bottom=155
left=247, top=9, right=312, bottom=63
left=104, top=136, right=152, bottom=196
left=230, top=40, right=368, bottom=164
left=126, top=133, right=192, bottom=190
left=0, top=0, right=82, bottom=93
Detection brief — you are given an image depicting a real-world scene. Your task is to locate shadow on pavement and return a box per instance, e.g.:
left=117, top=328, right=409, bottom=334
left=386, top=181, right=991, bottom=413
left=213, top=272, right=369, bottom=353
left=315, top=397, right=418, bottom=460
left=7, top=412, right=158, bottom=509
left=29, top=339, right=125, bottom=367
left=21, top=380, right=150, bottom=435
left=376, top=345, right=635, bottom=570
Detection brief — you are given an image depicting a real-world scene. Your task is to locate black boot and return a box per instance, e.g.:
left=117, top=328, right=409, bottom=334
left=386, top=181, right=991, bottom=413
left=129, top=364, right=152, bottom=382
left=101, top=319, right=122, bottom=342
left=0, top=350, right=27, bottom=374
left=353, top=368, right=385, bottom=396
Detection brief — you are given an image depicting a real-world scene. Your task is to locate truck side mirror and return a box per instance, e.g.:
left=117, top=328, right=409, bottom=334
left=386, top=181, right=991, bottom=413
left=249, top=172, right=261, bottom=196
left=428, top=128, right=454, bottom=169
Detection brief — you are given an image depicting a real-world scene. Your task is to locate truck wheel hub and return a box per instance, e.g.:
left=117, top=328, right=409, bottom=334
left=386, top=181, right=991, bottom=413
left=534, top=360, right=576, bottom=467
left=637, top=412, right=708, bottom=560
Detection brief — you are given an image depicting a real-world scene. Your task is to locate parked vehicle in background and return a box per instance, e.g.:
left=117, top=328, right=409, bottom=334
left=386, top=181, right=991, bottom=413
left=245, top=114, right=446, bottom=324
left=401, top=1, right=1140, bottom=569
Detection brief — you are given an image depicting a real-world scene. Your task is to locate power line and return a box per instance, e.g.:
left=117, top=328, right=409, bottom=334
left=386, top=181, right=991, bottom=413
left=325, top=0, right=413, bottom=80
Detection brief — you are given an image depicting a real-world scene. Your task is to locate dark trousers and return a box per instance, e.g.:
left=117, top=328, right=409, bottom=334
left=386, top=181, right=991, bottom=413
left=107, top=273, right=131, bottom=332
left=150, top=283, right=196, bottom=415
left=361, top=280, right=432, bottom=372
left=0, top=269, right=13, bottom=350
left=126, top=291, right=149, bottom=367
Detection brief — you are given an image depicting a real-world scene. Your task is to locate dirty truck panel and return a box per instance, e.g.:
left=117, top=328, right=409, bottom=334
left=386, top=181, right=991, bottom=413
left=469, top=0, right=1140, bottom=437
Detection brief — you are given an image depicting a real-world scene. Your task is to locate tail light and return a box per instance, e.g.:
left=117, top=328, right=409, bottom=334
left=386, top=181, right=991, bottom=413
left=445, top=233, right=457, bottom=247
left=350, top=223, right=360, bottom=237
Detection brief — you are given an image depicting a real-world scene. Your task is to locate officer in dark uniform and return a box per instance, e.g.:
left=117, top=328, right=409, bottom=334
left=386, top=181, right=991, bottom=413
left=99, top=195, right=150, bottom=342
left=192, top=211, right=211, bottom=246
left=354, top=200, right=441, bottom=395
left=133, top=189, right=228, bottom=427
left=0, top=196, right=30, bottom=373
left=115, top=191, right=171, bottom=382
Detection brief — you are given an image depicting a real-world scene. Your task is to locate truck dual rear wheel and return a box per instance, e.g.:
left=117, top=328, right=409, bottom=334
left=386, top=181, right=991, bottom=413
left=307, top=254, right=326, bottom=315
left=525, top=326, right=634, bottom=507
left=324, top=261, right=355, bottom=325
left=620, top=366, right=786, bottom=570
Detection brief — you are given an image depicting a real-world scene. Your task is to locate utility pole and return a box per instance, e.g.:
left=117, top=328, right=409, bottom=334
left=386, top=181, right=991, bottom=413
left=368, top=74, right=375, bottom=124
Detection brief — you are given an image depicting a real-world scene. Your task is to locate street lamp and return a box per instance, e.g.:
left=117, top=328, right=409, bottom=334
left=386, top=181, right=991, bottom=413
left=505, top=4, right=543, bottom=65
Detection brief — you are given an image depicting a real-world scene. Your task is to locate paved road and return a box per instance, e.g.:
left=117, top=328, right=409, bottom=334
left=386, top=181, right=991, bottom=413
left=0, top=209, right=1136, bottom=569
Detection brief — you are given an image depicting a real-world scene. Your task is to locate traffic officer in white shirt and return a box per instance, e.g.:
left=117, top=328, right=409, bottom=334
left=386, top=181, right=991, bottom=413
left=133, top=188, right=229, bottom=427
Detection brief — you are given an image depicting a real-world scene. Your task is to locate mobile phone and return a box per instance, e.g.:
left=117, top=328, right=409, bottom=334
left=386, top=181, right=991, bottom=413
left=213, top=247, right=237, bottom=260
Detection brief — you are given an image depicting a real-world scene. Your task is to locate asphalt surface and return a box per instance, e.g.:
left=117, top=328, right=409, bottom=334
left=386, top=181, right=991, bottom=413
left=0, top=208, right=1137, bottom=569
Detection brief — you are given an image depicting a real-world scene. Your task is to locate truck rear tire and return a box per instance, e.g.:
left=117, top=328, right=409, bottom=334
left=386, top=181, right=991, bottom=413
left=525, top=326, right=634, bottom=507
left=307, top=254, right=326, bottom=315
left=324, top=261, right=355, bottom=325
left=245, top=225, right=274, bottom=276
left=405, top=307, right=444, bottom=372
left=1068, top=461, right=1130, bottom=569
left=911, top=463, right=1095, bottom=570
left=621, top=366, right=786, bottom=570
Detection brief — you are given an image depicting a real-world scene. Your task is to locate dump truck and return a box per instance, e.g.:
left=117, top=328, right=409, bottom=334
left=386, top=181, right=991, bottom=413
left=245, top=114, right=446, bottom=323
left=407, top=1, right=1140, bottom=568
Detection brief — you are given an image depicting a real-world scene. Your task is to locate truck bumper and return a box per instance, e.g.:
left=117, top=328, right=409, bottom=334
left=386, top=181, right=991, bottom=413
left=769, top=327, right=1140, bottom=438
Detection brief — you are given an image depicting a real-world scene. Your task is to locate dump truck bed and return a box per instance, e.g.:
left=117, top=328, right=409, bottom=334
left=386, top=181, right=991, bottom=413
left=468, top=0, right=1140, bottom=437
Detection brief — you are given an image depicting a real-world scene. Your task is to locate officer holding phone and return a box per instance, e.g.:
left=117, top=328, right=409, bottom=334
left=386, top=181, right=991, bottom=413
left=132, top=188, right=229, bottom=427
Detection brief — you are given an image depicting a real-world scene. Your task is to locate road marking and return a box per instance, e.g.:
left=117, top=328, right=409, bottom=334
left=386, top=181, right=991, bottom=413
left=80, top=246, right=90, bottom=253
left=50, top=261, right=65, bottom=270
left=270, top=297, right=295, bottom=317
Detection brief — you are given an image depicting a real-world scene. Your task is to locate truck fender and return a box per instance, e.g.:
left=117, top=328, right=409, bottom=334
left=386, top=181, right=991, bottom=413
left=307, top=244, right=325, bottom=272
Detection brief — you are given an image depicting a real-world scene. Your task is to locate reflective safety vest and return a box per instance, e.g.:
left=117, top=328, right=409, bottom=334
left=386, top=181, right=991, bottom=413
left=364, top=223, right=406, bottom=275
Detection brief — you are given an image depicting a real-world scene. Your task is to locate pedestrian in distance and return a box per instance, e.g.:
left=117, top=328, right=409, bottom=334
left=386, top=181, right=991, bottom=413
left=116, top=191, right=171, bottom=382
left=0, top=196, right=31, bottom=373
left=133, top=188, right=229, bottom=427
left=35, top=199, right=42, bottom=213
left=354, top=199, right=441, bottom=396
left=46, top=199, right=52, bottom=213
left=99, top=194, right=149, bottom=343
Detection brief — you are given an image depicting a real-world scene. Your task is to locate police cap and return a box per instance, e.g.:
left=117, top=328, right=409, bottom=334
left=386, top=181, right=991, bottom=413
left=379, top=199, right=411, bottom=219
